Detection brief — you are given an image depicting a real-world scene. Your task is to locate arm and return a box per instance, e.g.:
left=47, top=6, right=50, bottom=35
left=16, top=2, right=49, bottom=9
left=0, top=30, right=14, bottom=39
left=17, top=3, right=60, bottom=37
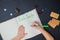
left=32, top=21, right=54, bottom=40
left=39, top=27, right=54, bottom=40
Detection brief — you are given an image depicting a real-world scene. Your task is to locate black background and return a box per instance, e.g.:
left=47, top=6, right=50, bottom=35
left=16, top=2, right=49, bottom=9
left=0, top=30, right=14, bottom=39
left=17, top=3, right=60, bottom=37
left=0, top=0, right=60, bottom=40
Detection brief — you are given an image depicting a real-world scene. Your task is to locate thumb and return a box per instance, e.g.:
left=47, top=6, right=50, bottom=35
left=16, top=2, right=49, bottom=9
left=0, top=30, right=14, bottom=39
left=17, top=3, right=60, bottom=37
left=25, top=33, right=27, bottom=35
left=24, top=33, right=27, bottom=37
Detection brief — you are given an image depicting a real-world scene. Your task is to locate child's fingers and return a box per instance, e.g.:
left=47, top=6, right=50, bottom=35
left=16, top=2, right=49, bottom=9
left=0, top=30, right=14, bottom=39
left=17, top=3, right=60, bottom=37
left=32, top=21, right=40, bottom=27
left=24, top=33, right=27, bottom=37
left=18, top=25, right=25, bottom=34
left=32, top=21, right=42, bottom=30
left=18, top=25, right=24, bottom=30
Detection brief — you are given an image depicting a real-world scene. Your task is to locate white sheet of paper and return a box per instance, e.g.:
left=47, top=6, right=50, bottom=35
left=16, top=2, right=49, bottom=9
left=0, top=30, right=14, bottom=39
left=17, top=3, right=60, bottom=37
left=0, top=18, right=18, bottom=40
left=0, top=9, right=43, bottom=40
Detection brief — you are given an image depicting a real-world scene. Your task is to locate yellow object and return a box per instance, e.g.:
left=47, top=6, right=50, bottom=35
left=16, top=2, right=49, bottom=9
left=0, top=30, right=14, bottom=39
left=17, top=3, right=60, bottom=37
left=50, top=12, right=59, bottom=19
left=48, top=18, right=60, bottom=28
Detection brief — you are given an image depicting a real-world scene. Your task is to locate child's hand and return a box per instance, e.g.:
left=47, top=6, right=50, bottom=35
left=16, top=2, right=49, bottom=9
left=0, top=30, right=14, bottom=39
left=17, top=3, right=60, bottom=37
left=12, top=25, right=27, bottom=40
left=32, top=21, right=42, bottom=30
left=18, top=25, right=27, bottom=39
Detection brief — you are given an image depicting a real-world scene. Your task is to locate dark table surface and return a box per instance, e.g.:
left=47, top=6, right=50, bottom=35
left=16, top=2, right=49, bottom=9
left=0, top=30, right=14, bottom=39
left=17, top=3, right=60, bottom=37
left=0, top=0, right=60, bottom=40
